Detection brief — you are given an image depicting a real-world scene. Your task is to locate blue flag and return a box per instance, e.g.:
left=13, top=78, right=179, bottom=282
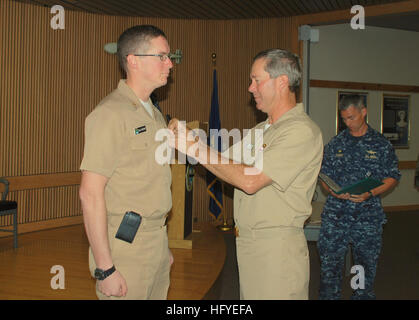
left=206, top=69, right=223, bottom=220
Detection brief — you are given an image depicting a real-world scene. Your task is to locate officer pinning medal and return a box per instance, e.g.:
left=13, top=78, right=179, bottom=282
left=169, top=49, right=323, bottom=299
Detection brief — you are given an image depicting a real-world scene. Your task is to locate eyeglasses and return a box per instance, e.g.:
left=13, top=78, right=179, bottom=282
left=130, top=53, right=172, bottom=62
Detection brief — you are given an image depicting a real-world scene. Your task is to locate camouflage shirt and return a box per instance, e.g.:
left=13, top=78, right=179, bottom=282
left=321, top=125, right=401, bottom=217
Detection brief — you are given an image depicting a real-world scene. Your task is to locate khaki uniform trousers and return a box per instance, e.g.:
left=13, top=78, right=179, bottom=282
left=236, top=226, right=309, bottom=300
left=89, top=214, right=171, bottom=300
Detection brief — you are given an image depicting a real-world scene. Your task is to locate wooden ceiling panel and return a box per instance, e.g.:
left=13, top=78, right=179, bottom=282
left=220, top=0, right=252, bottom=19
left=116, top=0, right=167, bottom=18
left=86, top=0, right=131, bottom=15
left=275, top=0, right=297, bottom=16
left=294, top=0, right=312, bottom=14
left=19, top=0, right=408, bottom=19
left=326, top=0, right=341, bottom=11
left=241, top=0, right=272, bottom=17
left=185, top=0, right=215, bottom=19
left=283, top=0, right=305, bottom=15
left=200, top=2, right=231, bottom=20
left=265, top=0, right=290, bottom=16
left=313, top=0, right=330, bottom=11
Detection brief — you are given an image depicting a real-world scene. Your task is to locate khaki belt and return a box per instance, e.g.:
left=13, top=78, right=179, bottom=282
left=139, top=216, right=167, bottom=232
left=234, top=225, right=302, bottom=239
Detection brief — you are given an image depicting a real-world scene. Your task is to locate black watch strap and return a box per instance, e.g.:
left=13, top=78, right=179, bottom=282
left=94, top=265, right=116, bottom=281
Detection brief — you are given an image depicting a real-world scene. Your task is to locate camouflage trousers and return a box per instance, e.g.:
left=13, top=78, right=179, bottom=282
left=317, top=211, right=384, bottom=300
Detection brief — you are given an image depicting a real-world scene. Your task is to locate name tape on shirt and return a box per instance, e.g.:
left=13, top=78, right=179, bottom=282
left=135, top=126, right=146, bottom=135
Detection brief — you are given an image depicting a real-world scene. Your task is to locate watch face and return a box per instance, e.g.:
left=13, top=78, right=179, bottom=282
left=94, top=269, right=104, bottom=279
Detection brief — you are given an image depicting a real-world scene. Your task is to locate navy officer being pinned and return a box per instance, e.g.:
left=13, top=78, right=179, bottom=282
left=79, top=25, right=174, bottom=299
left=318, top=94, right=401, bottom=300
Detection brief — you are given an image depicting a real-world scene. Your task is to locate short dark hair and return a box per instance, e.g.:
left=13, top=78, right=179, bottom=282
left=253, top=49, right=302, bottom=93
left=117, top=25, right=167, bottom=72
left=338, top=94, right=365, bottom=112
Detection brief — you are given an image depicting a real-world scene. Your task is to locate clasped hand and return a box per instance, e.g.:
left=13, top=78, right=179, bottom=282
left=168, top=118, right=197, bottom=155
left=97, top=270, right=127, bottom=297
left=330, top=190, right=371, bottom=203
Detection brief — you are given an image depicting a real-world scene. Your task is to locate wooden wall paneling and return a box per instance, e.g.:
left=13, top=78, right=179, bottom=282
left=0, top=172, right=81, bottom=193
left=310, top=79, right=419, bottom=93
left=399, top=161, right=418, bottom=170
left=1, top=1, right=120, bottom=228
left=295, top=0, right=419, bottom=26
left=1, top=185, right=81, bottom=227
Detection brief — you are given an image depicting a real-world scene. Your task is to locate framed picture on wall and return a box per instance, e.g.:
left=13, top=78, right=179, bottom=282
left=381, top=94, right=410, bottom=149
left=336, top=91, right=368, bottom=134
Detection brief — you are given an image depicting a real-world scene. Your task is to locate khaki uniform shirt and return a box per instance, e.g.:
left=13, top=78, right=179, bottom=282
left=80, top=80, right=172, bottom=218
left=233, top=103, right=323, bottom=230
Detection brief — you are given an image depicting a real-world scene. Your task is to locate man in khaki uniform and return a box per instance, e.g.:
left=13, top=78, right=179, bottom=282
left=169, top=49, right=323, bottom=299
left=79, top=25, right=173, bottom=299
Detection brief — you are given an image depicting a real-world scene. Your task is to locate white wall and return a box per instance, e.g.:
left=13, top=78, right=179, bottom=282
left=308, top=23, right=419, bottom=206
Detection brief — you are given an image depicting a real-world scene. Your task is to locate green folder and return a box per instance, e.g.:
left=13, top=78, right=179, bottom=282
left=319, top=172, right=383, bottom=195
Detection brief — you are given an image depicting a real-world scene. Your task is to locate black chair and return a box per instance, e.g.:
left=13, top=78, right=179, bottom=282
left=0, top=178, right=18, bottom=248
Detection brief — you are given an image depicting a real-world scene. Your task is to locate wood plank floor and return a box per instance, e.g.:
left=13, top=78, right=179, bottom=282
left=0, top=223, right=226, bottom=300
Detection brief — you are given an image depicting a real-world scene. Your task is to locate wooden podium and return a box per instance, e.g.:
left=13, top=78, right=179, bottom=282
left=168, top=162, right=193, bottom=249
left=167, top=121, right=203, bottom=249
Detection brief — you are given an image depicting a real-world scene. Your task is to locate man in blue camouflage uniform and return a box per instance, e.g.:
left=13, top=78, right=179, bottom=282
left=318, top=94, right=401, bottom=300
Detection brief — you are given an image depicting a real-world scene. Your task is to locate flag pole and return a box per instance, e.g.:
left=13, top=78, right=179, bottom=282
left=217, top=181, right=233, bottom=232
left=210, top=52, right=231, bottom=232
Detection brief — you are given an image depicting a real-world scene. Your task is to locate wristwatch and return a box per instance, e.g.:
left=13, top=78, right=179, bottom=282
left=94, top=265, right=116, bottom=281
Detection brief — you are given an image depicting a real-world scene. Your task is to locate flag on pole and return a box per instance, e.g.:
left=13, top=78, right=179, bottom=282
left=206, top=69, right=224, bottom=220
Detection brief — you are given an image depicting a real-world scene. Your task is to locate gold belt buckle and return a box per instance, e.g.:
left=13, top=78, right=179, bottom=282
left=234, top=226, right=239, bottom=237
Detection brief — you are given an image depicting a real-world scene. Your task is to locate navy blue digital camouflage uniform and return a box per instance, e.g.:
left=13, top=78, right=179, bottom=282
left=318, top=125, right=401, bottom=300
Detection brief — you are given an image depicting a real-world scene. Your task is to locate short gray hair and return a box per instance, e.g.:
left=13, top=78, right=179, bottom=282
left=117, top=25, right=167, bottom=73
left=338, top=94, right=365, bottom=112
left=253, top=49, right=302, bottom=93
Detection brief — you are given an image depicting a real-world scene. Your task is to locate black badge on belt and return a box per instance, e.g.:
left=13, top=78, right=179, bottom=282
left=134, top=125, right=146, bottom=135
